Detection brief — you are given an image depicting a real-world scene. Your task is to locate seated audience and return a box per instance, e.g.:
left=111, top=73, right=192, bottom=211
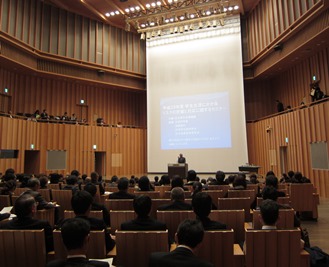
left=90, top=171, right=105, bottom=195
left=149, top=219, right=214, bottom=267
left=210, top=170, right=227, bottom=185
left=0, top=180, right=16, bottom=195
left=39, top=175, right=49, bottom=189
left=62, top=175, right=79, bottom=194
left=108, top=175, right=119, bottom=187
left=191, top=181, right=203, bottom=198
left=138, top=176, right=154, bottom=191
left=0, top=194, right=54, bottom=252
left=109, top=177, right=135, bottom=199
left=232, top=175, right=247, bottom=190
left=171, top=175, right=188, bottom=191
left=158, top=187, right=192, bottom=211
left=185, top=170, right=197, bottom=185
left=159, top=175, right=170, bottom=186
left=47, top=217, right=109, bottom=267
left=23, top=178, right=55, bottom=210
left=153, top=176, right=160, bottom=186
left=192, top=192, right=226, bottom=230
left=121, top=195, right=167, bottom=231
left=264, top=175, right=285, bottom=197
left=57, top=191, right=115, bottom=252
left=249, top=174, right=259, bottom=184
left=84, top=183, right=110, bottom=226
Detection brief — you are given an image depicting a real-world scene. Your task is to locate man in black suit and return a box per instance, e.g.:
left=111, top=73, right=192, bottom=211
left=192, top=192, right=226, bottom=230
left=149, top=219, right=213, bottom=267
left=121, top=195, right=167, bottom=230
left=57, top=191, right=115, bottom=252
left=84, top=183, right=110, bottom=227
left=158, top=187, right=192, bottom=211
left=0, top=193, right=54, bottom=252
left=178, top=153, right=186, bottom=163
left=109, top=177, right=135, bottom=199
left=47, top=217, right=109, bottom=267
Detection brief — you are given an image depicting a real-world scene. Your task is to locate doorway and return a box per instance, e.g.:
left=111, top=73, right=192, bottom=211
left=24, top=150, right=40, bottom=175
left=95, top=152, right=106, bottom=177
left=279, top=146, right=288, bottom=175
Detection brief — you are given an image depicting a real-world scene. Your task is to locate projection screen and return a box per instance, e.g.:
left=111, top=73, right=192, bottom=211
left=147, top=16, right=248, bottom=173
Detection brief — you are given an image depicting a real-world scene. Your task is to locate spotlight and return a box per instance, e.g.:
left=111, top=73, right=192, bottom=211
left=146, top=32, right=151, bottom=39
left=157, top=30, right=162, bottom=36
left=140, top=33, right=145, bottom=40
left=198, top=21, right=203, bottom=28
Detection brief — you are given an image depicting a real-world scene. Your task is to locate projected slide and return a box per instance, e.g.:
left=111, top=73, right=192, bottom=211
left=161, top=92, right=231, bottom=149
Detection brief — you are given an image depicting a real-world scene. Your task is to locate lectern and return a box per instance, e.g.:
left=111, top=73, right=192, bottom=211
left=168, top=163, right=188, bottom=179
left=238, top=165, right=261, bottom=174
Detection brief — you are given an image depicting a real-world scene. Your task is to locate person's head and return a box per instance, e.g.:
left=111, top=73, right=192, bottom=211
left=265, top=175, right=279, bottom=189
left=81, top=174, right=88, bottom=182
left=39, top=175, right=49, bottom=188
left=179, top=153, right=183, bottom=158
left=287, top=170, right=295, bottom=178
left=66, top=175, right=78, bottom=185
left=27, top=178, right=40, bottom=190
left=90, top=172, right=99, bottom=183
left=71, top=191, right=93, bottom=215
left=192, top=192, right=212, bottom=219
left=111, top=175, right=119, bottom=183
left=215, top=170, right=225, bottom=183
left=50, top=173, right=61, bottom=184
left=14, top=193, right=36, bottom=218
left=227, top=175, right=235, bottom=184
left=260, top=199, right=279, bottom=226
left=294, top=172, right=303, bottom=182
left=266, top=171, right=275, bottom=177
left=3, top=172, right=16, bottom=182
left=138, top=176, right=151, bottom=191
left=159, top=175, right=170, bottom=185
left=233, top=175, right=247, bottom=189
left=154, top=176, right=159, bottom=182
left=133, top=195, right=152, bottom=217
left=61, top=217, right=90, bottom=252
left=2, top=179, right=16, bottom=193
left=5, top=168, right=15, bottom=176
left=71, top=170, right=80, bottom=177
left=171, top=187, right=185, bottom=202
left=192, top=181, right=203, bottom=193
left=261, top=186, right=278, bottom=201
left=176, top=219, right=204, bottom=249
left=187, top=170, right=197, bottom=181
left=117, top=177, right=129, bottom=191
left=83, top=183, right=97, bottom=198
left=171, top=175, right=184, bottom=189
left=249, top=174, right=258, bottom=184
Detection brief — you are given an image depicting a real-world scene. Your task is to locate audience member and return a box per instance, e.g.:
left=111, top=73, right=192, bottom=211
left=46, top=217, right=109, bottom=267
left=159, top=175, right=170, bottom=186
left=191, top=181, right=203, bottom=198
left=84, top=183, right=110, bottom=226
left=121, top=195, right=167, bottom=231
left=153, top=176, right=160, bottom=186
left=185, top=170, right=197, bottom=185
left=158, top=187, right=192, bottom=211
left=210, top=170, right=226, bottom=185
left=90, top=171, right=105, bottom=195
left=264, top=175, right=285, bottom=197
left=192, top=192, right=226, bottom=230
left=138, top=176, right=153, bottom=191
left=171, top=175, right=188, bottom=191
left=232, top=175, right=247, bottom=190
left=109, top=177, right=135, bottom=199
left=23, top=178, right=55, bottom=210
left=0, top=194, right=54, bottom=252
left=0, top=180, right=16, bottom=195
left=149, top=219, right=214, bottom=267
left=39, top=175, right=49, bottom=189
left=58, top=191, right=115, bottom=252
left=62, top=175, right=79, bottom=194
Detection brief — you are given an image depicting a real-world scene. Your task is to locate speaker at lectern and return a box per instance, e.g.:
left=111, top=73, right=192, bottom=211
left=168, top=163, right=188, bottom=179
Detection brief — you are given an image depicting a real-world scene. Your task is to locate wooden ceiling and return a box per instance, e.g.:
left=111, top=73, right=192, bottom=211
left=44, top=0, right=260, bottom=30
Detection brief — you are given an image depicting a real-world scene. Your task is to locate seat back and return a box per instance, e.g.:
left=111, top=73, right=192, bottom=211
left=133, top=191, right=161, bottom=199
left=154, top=186, right=172, bottom=198
left=245, top=228, right=302, bottom=267
left=115, top=230, right=169, bottom=267
left=51, top=190, right=72, bottom=219
left=39, top=189, right=51, bottom=202
left=0, top=229, right=46, bottom=267
left=0, top=195, right=11, bottom=209
left=205, top=190, right=225, bottom=205
left=289, top=184, right=314, bottom=211
left=48, top=183, right=62, bottom=190
left=109, top=210, right=135, bottom=234
left=14, top=187, right=29, bottom=195
left=53, top=230, right=106, bottom=259
left=252, top=209, right=295, bottom=230
left=218, top=197, right=251, bottom=221
left=156, top=210, right=195, bottom=240
left=209, top=210, right=245, bottom=243
left=63, top=210, right=103, bottom=220
left=151, top=199, right=171, bottom=218
left=35, top=208, right=55, bottom=227
left=163, top=191, right=191, bottom=199
left=228, top=189, right=256, bottom=201
left=104, top=199, right=134, bottom=211
left=198, top=230, right=235, bottom=267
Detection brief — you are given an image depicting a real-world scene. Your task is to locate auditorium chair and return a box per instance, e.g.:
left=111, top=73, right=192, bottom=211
left=256, top=196, right=291, bottom=207
left=218, top=197, right=252, bottom=221
left=0, top=195, right=11, bottom=209
left=109, top=210, right=135, bottom=234
left=0, top=229, right=46, bottom=267
left=250, top=209, right=295, bottom=230
left=63, top=210, right=103, bottom=220
left=115, top=230, right=169, bottom=267
left=133, top=191, right=161, bottom=199
left=154, top=185, right=172, bottom=198
left=51, top=189, right=72, bottom=219
left=105, top=199, right=134, bottom=211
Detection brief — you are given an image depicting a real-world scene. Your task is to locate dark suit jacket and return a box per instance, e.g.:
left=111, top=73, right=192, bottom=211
left=121, top=216, right=167, bottom=231
left=149, top=247, right=213, bottom=267
left=46, top=257, right=109, bottom=267
left=91, top=202, right=110, bottom=226
left=23, top=189, right=55, bottom=210
left=198, top=217, right=227, bottom=231
left=158, top=201, right=193, bottom=211
left=0, top=217, right=54, bottom=252
left=109, top=191, right=135, bottom=199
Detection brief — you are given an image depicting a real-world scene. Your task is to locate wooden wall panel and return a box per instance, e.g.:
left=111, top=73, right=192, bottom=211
left=247, top=100, right=329, bottom=197
left=0, top=116, right=147, bottom=177
left=0, top=0, right=146, bottom=75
